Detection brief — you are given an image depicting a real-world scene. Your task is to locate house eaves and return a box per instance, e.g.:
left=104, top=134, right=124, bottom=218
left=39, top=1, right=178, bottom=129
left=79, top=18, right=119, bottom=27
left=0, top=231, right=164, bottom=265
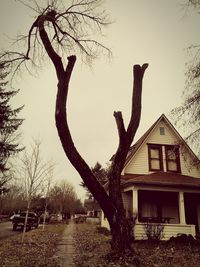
left=121, top=172, right=200, bottom=189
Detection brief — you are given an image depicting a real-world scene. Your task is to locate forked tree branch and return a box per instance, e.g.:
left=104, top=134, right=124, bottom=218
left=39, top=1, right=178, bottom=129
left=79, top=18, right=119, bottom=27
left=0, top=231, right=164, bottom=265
left=114, top=111, right=126, bottom=142
left=38, top=16, right=64, bottom=79
left=111, top=64, right=148, bottom=174
left=127, top=63, right=149, bottom=139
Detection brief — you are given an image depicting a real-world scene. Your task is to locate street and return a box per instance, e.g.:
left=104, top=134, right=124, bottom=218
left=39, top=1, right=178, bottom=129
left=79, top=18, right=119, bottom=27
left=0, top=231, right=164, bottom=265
left=0, top=221, right=21, bottom=239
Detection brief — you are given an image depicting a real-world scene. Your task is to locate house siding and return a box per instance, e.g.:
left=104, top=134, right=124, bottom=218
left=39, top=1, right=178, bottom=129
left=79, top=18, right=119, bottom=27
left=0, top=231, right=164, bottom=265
left=100, top=211, right=110, bottom=229
left=134, top=223, right=196, bottom=240
left=100, top=192, right=132, bottom=229
left=124, top=119, right=200, bottom=178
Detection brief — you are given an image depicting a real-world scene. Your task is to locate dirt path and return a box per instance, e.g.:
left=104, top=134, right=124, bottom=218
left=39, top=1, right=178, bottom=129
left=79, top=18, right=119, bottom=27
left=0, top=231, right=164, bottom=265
left=54, top=221, right=75, bottom=267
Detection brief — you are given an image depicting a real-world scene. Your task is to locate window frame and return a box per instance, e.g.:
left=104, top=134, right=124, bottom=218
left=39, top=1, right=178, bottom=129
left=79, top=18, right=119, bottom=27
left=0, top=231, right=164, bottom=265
left=159, top=127, right=165, bottom=135
left=165, top=145, right=181, bottom=173
left=148, top=144, right=163, bottom=171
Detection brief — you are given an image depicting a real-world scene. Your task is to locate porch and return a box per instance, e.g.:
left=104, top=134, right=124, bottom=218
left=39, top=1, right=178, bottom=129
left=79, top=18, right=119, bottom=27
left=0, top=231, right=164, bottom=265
left=123, top=188, right=200, bottom=240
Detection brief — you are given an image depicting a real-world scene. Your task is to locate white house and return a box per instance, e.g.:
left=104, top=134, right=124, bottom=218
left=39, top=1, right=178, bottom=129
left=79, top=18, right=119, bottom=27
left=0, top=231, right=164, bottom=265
left=101, top=114, right=200, bottom=240
left=84, top=197, right=101, bottom=223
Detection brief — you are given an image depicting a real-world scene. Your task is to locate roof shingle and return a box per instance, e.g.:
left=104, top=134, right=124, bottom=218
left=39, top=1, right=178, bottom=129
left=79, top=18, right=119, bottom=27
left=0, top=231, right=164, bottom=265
left=122, top=172, right=200, bottom=189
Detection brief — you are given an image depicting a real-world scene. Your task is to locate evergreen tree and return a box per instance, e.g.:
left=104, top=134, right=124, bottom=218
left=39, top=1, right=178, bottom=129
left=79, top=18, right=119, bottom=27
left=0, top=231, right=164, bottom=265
left=0, top=63, right=23, bottom=190
left=80, top=162, right=109, bottom=197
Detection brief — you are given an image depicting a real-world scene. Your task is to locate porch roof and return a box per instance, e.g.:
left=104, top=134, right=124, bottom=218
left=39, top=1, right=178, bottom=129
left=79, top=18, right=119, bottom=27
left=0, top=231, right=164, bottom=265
left=121, top=172, right=200, bottom=189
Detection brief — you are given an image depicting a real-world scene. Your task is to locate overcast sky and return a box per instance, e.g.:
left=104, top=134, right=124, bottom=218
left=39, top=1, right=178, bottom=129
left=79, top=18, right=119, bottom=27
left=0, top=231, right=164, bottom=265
left=0, top=0, right=199, bottom=200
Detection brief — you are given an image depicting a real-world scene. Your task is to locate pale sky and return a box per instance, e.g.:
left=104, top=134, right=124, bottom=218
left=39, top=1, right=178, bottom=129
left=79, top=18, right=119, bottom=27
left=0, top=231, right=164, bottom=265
left=0, top=0, right=199, bottom=200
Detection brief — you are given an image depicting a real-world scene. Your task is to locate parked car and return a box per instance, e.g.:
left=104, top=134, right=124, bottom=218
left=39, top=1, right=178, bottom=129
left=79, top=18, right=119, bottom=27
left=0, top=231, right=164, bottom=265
left=12, top=211, right=39, bottom=231
left=49, top=213, right=62, bottom=223
left=10, top=214, right=20, bottom=221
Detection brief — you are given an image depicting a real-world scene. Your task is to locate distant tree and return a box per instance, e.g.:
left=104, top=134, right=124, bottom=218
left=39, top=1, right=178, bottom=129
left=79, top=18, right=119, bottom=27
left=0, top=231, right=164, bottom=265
left=19, top=139, right=54, bottom=242
left=0, top=63, right=23, bottom=191
left=31, top=194, right=46, bottom=213
left=74, top=199, right=85, bottom=214
left=0, top=184, right=26, bottom=215
left=0, top=0, right=148, bottom=251
left=171, top=0, right=200, bottom=159
left=42, top=169, right=53, bottom=230
left=92, top=162, right=109, bottom=185
left=49, top=180, right=79, bottom=219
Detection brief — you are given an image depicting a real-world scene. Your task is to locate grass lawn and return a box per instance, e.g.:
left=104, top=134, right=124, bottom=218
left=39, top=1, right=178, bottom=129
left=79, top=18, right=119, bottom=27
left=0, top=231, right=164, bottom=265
left=0, top=224, right=67, bottom=267
left=73, top=223, right=200, bottom=267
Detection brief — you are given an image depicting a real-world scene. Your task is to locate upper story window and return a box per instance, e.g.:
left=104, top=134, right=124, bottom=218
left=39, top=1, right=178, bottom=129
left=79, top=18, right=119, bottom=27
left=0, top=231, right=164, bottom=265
left=159, top=127, right=165, bottom=135
left=148, top=144, right=163, bottom=171
left=148, top=144, right=181, bottom=173
left=165, top=145, right=181, bottom=173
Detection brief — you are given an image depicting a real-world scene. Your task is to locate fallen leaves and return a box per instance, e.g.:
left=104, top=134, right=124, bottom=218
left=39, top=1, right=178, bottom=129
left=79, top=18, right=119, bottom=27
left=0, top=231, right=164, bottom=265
left=0, top=224, right=67, bottom=267
left=1, top=222, right=200, bottom=267
left=73, top=223, right=200, bottom=267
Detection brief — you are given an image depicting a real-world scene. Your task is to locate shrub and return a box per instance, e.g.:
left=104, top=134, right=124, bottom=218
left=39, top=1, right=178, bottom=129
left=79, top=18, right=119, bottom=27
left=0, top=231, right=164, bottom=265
left=96, top=226, right=110, bottom=236
left=144, top=222, right=164, bottom=241
left=74, top=216, right=86, bottom=224
left=169, top=234, right=197, bottom=244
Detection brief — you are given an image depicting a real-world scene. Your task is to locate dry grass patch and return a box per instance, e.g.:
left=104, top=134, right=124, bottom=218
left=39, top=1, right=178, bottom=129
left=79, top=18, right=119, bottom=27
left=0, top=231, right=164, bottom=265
left=73, top=223, right=200, bottom=267
left=0, top=224, right=67, bottom=267
left=73, top=223, right=112, bottom=267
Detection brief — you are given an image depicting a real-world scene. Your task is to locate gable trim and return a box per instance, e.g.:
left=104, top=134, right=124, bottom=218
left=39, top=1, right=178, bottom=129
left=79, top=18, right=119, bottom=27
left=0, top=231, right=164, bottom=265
left=123, top=114, right=199, bottom=171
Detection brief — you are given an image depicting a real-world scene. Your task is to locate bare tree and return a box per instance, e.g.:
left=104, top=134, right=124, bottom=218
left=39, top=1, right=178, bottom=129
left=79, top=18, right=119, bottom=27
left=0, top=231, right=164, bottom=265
left=49, top=180, right=78, bottom=219
left=0, top=184, right=26, bottom=215
left=183, top=0, right=200, bottom=10
left=19, top=139, right=54, bottom=242
left=42, top=168, right=53, bottom=230
left=0, top=0, right=148, bottom=251
left=171, top=0, right=200, bottom=159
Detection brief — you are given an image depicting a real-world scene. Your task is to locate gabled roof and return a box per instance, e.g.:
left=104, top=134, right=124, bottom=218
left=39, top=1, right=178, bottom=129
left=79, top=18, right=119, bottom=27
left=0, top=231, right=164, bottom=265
left=124, top=113, right=199, bottom=168
left=122, top=172, right=200, bottom=189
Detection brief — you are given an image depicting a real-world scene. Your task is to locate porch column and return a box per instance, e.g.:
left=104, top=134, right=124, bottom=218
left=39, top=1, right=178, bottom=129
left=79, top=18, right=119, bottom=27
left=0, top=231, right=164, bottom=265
left=132, top=188, right=138, bottom=219
left=179, top=191, right=186, bottom=224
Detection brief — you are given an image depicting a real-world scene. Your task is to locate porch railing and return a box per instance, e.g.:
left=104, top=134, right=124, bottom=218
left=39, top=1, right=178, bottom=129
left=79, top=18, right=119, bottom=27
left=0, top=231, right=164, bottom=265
left=139, top=216, right=174, bottom=224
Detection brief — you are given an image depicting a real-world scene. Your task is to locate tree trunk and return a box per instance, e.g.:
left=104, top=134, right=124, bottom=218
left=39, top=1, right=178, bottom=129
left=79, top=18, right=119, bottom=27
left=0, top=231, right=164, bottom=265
left=22, top=200, right=30, bottom=243
left=107, top=168, right=133, bottom=251
left=109, top=214, right=132, bottom=252
left=38, top=19, right=148, bottom=251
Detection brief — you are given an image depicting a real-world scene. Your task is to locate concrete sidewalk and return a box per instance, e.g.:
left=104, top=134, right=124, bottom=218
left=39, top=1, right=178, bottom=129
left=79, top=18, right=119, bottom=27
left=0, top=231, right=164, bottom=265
left=54, top=221, right=75, bottom=267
